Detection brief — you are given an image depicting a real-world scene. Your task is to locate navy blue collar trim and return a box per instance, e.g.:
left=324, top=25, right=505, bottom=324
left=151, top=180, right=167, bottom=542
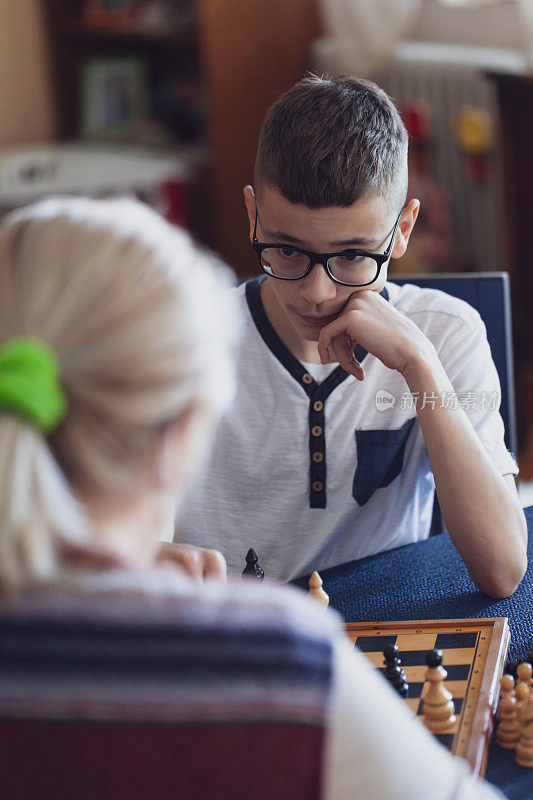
left=245, top=276, right=388, bottom=398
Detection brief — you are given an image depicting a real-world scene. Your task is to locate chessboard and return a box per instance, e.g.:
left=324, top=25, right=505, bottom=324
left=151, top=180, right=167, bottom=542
left=345, top=618, right=510, bottom=778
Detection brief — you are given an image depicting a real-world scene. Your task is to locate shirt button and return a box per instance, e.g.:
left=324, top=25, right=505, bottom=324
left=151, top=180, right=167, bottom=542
left=312, top=481, right=324, bottom=492
left=311, top=425, right=322, bottom=437
left=313, top=400, right=323, bottom=412
left=302, top=373, right=313, bottom=384
left=313, top=452, right=324, bottom=463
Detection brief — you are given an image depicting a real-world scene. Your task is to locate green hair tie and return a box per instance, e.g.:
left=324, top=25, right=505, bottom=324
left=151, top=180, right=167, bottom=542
left=0, top=338, right=67, bottom=433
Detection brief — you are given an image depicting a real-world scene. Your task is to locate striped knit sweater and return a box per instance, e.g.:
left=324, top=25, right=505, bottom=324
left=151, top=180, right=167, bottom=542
left=0, top=569, right=337, bottom=800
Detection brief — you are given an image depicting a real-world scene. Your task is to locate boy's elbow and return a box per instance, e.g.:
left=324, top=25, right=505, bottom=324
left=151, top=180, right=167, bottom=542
left=477, top=510, right=529, bottom=598
left=473, top=553, right=528, bottom=599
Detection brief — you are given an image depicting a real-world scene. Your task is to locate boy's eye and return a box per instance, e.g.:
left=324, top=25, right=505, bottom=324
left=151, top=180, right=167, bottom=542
left=279, top=246, right=299, bottom=258
left=337, top=252, right=363, bottom=263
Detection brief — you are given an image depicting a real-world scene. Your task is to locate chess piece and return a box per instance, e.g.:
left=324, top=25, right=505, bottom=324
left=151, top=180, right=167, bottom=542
left=516, top=694, right=533, bottom=768
left=504, top=661, right=518, bottom=681
left=242, top=548, right=264, bottom=580
left=516, top=682, right=530, bottom=715
left=422, top=649, right=456, bottom=733
left=308, top=571, right=329, bottom=607
left=517, top=661, right=533, bottom=695
left=527, top=653, right=533, bottom=687
left=500, top=673, right=516, bottom=703
left=503, top=661, right=518, bottom=682
left=383, top=644, right=409, bottom=698
left=497, top=693, right=520, bottom=749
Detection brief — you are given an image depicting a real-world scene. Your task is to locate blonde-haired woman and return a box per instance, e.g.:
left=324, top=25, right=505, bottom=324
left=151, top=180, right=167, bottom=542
left=0, top=196, right=230, bottom=587
left=0, top=198, right=503, bottom=800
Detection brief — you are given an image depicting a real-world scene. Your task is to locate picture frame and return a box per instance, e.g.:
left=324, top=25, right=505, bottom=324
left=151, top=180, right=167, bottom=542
left=83, top=0, right=139, bottom=28
left=80, top=58, right=148, bottom=140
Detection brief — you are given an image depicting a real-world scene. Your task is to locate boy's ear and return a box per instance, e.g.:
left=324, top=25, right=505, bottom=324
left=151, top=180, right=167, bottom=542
left=391, top=199, right=420, bottom=258
left=243, top=185, right=256, bottom=242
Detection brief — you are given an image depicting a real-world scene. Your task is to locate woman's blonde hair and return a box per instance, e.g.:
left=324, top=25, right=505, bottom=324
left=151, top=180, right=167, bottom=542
left=0, top=196, right=238, bottom=594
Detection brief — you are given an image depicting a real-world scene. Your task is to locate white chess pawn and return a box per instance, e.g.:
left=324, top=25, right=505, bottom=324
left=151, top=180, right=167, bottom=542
left=422, top=649, right=456, bottom=733
left=308, top=571, right=329, bottom=608
left=500, top=673, right=516, bottom=702
left=498, top=694, right=520, bottom=749
left=517, top=662, right=532, bottom=695
left=516, top=681, right=530, bottom=714
left=497, top=673, right=519, bottom=749
left=516, top=694, right=533, bottom=767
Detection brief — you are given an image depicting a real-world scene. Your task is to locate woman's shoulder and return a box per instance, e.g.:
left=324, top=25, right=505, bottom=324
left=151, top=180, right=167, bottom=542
left=0, top=569, right=341, bottom=726
left=0, top=566, right=343, bottom=645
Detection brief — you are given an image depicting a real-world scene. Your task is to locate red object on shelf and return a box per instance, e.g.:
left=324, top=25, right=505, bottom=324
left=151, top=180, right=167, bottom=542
left=402, top=101, right=432, bottom=143
left=159, top=180, right=189, bottom=229
left=83, top=0, right=140, bottom=28
left=463, top=155, right=489, bottom=183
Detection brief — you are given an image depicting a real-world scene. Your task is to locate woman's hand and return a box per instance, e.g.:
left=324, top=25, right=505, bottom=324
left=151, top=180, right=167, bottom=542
left=157, top=542, right=227, bottom=581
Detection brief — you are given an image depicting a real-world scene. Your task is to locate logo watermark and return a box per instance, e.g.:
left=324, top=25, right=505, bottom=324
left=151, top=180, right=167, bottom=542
left=399, top=390, right=499, bottom=411
left=375, top=389, right=396, bottom=411
left=374, top=389, right=499, bottom=411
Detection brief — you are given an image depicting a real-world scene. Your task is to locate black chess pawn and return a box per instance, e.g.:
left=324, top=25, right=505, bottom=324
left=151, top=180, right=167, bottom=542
left=242, top=548, right=264, bottom=580
left=383, top=643, right=409, bottom=698
left=426, top=648, right=444, bottom=669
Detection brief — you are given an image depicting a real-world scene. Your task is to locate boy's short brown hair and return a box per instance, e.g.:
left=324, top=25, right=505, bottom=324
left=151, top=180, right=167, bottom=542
left=254, top=74, right=408, bottom=209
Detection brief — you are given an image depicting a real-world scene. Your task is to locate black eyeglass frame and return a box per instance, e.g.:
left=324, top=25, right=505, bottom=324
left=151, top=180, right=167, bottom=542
left=251, top=205, right=404, bottom=287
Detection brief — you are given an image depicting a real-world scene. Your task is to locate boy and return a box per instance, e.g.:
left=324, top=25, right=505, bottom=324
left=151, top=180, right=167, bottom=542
left=174, top=75, right=526, bottom=596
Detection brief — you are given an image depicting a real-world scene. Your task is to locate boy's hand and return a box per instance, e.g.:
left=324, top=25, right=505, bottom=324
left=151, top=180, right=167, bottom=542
left=317, top=290, right=435, bottom=380
left=157, top=542, right=227, bottom=581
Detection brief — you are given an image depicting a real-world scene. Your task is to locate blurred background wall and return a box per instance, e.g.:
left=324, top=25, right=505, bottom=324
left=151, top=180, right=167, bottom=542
left=0, top=0, right=54, bottom=145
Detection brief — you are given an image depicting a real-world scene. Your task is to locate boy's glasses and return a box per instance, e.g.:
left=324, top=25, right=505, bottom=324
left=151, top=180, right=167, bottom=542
left=251, top=206, right=403, bottom=287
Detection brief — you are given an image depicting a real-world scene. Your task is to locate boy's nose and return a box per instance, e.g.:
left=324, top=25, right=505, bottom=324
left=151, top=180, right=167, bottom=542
left=299, top=262, right=337, bottom=305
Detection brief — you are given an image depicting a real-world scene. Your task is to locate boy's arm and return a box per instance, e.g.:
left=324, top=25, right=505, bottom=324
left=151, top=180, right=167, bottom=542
left=402, top=352, right=526, bottom=598
left=318, top=291, right=527, bottom=599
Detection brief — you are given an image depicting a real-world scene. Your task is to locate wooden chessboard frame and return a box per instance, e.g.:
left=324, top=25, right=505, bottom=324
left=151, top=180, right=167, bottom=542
left=345, top=618, right=510, bottom=777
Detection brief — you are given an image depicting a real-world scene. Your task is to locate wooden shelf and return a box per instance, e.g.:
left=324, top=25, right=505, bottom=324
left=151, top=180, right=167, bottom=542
left=55, top=22, right=198, bottom=48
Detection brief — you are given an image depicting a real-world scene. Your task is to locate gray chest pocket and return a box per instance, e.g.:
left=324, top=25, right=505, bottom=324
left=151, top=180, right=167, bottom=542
left=352, top=418, right=416, bottom=506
